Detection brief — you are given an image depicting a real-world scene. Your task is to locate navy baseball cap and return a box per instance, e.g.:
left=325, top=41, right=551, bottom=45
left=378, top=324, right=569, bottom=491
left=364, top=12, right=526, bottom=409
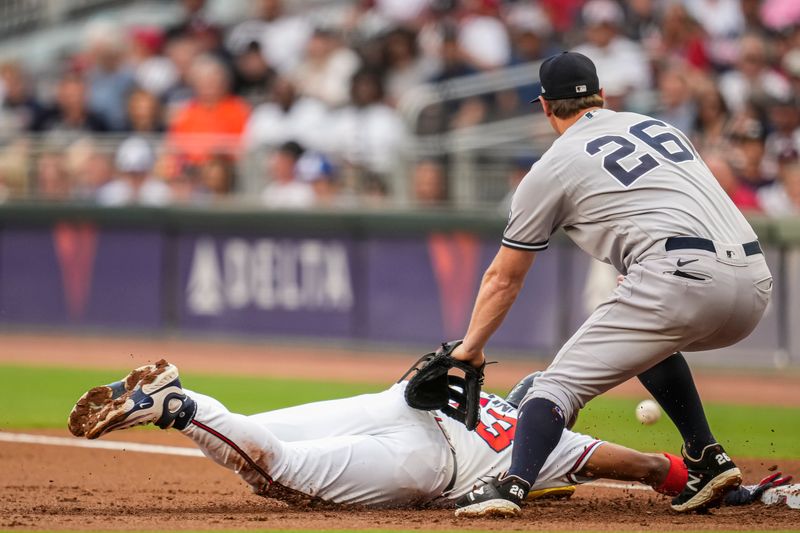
left=532, top=51, right=600, bottom=103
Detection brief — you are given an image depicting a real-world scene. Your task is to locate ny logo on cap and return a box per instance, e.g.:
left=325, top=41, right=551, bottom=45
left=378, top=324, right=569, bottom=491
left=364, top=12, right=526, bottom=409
left=576, top=85, right=587, bottom=93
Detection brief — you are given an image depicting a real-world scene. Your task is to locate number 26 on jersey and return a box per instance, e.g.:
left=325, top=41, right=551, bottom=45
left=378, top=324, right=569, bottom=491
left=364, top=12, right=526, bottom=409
left=585, top=119, right=695, bottom=187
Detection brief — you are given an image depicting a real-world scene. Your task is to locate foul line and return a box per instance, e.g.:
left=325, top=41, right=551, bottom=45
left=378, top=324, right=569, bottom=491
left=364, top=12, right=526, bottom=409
left=0, top=431, right=204, bottom=457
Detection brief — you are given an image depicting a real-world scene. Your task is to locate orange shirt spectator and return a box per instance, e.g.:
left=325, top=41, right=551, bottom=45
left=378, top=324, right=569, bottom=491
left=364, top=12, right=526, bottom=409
left=168, top=55, right=250, bottom=162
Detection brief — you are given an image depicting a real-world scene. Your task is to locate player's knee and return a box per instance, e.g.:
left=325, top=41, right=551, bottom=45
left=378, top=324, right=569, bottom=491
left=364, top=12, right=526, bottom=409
left=523, top=375, right=581, bottom=426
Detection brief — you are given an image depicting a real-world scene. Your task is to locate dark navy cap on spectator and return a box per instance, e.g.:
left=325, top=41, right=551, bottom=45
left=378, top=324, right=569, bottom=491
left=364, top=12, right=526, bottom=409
left=532, top=52, right=600, bottom=103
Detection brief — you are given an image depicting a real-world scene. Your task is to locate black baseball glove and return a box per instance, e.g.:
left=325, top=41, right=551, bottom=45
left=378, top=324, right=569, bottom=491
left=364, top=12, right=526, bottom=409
left=401, top=340, right=485, bottom=431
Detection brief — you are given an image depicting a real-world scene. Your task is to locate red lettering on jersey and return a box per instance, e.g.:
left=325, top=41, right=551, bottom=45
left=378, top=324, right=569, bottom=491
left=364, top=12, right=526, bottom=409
left=475, top=402, right=517, bottom=452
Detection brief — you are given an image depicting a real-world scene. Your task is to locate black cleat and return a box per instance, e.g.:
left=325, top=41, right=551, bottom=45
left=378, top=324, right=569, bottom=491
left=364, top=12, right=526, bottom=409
left=455, top=473, right=530, bottom=517
left=671, top=443, right=742, bottom=512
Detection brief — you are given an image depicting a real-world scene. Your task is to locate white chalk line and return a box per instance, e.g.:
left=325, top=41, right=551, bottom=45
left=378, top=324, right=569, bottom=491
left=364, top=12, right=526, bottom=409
left=0, top=431, right=204, bottom=457
left=1, top=431, right=796, bottom=508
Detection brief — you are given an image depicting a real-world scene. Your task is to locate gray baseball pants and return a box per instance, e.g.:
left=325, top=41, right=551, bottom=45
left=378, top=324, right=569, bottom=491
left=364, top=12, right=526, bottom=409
left=524, top=243, right=773, bottom=423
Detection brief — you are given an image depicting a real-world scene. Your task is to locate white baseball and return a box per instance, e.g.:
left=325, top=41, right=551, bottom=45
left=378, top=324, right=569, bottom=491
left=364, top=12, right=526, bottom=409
left=635, top=399, right=661, bottom=425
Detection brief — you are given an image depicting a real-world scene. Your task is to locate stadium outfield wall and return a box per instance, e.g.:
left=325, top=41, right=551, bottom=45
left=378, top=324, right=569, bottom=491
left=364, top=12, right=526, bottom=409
left=0, top=204, right=797, bottom=367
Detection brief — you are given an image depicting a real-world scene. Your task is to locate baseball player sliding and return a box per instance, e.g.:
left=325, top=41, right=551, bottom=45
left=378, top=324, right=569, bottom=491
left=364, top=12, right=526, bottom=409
left=67, top=360, right=788, bottom=507
left=437, top=52, right=773, bottom=516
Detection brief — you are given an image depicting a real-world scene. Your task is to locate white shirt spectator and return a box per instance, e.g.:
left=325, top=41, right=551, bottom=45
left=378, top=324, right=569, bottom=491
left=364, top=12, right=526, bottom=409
left=292, top=47, right=361, bottom=107
left=458, top=15, right=511, bottom=69
left=718, top=69, right=792, bottom=113
left=261, top=181, right=315, bottom=208
left=374, top=0, right=430, bottom=23
left=684, top=0, right=744, bottom=66
left=243, top=97, right=329, bottom=152
left=96, top=178, right=171, bottom=206
left=135, top=57, right=179, bottom=98
left=757, top=183, right=798, bottom=216
left=573, top=37, right=651, bottom=93
left=228, top=17, right=312, bottom=74
left=329, top=104, right=407, bottom=174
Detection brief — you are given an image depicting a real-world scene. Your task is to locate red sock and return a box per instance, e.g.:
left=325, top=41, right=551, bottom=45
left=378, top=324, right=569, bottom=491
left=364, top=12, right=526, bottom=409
left=655, top=453, right=688, bottom=496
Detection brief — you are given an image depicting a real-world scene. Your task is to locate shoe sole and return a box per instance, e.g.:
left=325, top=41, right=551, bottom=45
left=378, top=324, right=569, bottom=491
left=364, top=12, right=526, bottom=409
left=671, top=467, right=742, bottom=512
left=455, top=499, right=521, bottom=518
left=84, top=361, right=177, bottom=440
left=68, top=364, right=158, bottom=437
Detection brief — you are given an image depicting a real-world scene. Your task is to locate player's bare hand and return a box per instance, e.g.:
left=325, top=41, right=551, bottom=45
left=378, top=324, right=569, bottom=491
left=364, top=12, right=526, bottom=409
left=617, top=275, right=625, bottom=286
left=451, top=342, right=486, bottom=368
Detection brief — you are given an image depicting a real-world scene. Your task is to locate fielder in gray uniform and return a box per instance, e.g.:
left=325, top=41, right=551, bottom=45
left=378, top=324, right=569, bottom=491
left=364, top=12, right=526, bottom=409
left=451, top=52, right=773, bottom=517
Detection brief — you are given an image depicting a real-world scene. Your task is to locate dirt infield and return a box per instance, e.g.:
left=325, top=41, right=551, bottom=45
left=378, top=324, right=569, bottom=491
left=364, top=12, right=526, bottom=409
left=2, top=333, right=799, bottom=531
left=1, top=430, right=798, bottom=531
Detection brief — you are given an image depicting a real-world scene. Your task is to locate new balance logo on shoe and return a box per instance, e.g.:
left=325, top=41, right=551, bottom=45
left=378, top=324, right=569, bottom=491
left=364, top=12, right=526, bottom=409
left=685, top=474, right=701, bottom=492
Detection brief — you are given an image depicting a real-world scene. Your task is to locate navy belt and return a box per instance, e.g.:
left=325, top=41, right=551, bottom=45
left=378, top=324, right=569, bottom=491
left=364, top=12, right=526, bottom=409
left=665, top=237, right=762, bottom=256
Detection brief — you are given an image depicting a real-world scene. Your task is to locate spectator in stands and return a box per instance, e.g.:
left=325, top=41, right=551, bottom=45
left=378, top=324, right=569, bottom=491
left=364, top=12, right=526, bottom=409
left=691, top=84, right=731, bottom=151
left=718, top=34, right=792, bottom=113
left=457, top=0, right=511, bottom=70
left=33, top=71, right=109, bottom=135
left=168, top=55, right=250, bottom=163
left=261, top=141, right=314, bottom=208
left=650, top=3, right=709, bottom=71
left=97, top=137, right=171, bottom=206
left=704, top=151, right=761, bottom=212
left=166, top=0, right=219, bottom=41
left=231, top=41, right=275, bottom=105
left=506, top=3, right=558, bottom=64
left=573, top=0, right=651, bottom=102
left=763, top=95, right=800, bottom=172
left=654, top=67, right=695, bottom=134
left=729, top=117, right=771, bottom=189
left=329, top=68, right=407, bottom=182
left=126, top=88, right=165, bottom=134
left=0, top=61, right=43, bottom=138
left=163, top=36, right=202, bottom=119
left=71, top=149, right=114, bottom=202
left=384, top=27, right=439, bottom=105
left=35, top=152, right=71, bottom=202
left=199, top=153, right=237, bottom=201
left=759, top=157, right=800, bottom=216
left=227, top=0, right=312, bottom=75
left=292, top=28, right=361, bottom=107
left=129, top=27, right=178, bottom=98
left=243, top=77, right=328, bottom=153
left=296, top=151, right=351, bottom=207
left=83, top=21, right=136, bottom=131
left=684, top=0, right=744, bottom=68
left=411, top=159, right=447, bottom=205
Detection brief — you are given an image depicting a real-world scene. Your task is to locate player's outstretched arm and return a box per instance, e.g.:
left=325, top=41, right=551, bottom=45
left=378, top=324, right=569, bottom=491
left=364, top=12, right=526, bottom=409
left=452, top=246, right=536, bottom=367
left=576, top=441, right=687, bottom=496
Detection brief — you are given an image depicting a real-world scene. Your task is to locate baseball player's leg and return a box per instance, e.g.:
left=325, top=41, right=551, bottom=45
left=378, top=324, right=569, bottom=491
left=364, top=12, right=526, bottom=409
left=637, top=353, right=715, bottom=456
left=247, top=385, right=410, bottom=442
left=182, top=388, right=454, bottom=506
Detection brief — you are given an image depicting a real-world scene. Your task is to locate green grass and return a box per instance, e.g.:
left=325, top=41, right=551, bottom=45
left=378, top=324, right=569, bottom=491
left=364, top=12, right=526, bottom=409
left=2, top=364, right=799, bottom=459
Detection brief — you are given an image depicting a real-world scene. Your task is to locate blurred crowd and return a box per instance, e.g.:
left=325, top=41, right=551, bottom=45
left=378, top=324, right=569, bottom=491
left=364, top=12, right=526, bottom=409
left=0, top=0, right=798, bottom=214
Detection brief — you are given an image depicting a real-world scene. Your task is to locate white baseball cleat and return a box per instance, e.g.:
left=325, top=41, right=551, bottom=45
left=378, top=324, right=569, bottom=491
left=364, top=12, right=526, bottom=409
left=68, top=359, right=196, bottom=440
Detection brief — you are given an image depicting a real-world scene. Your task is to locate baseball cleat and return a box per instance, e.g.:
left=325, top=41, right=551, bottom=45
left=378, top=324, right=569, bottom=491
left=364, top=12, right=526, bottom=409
left=68, top=363, right=158, bottom=437
left=69, top=359, right=196, bottom=440
left=454, top=473, right=530, bottom=517
left=671, top=443, right=742, bottom=512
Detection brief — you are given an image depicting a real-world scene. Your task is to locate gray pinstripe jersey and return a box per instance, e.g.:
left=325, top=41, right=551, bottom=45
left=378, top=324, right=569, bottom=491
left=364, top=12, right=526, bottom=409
left=502, top=109, right=757, bottom=274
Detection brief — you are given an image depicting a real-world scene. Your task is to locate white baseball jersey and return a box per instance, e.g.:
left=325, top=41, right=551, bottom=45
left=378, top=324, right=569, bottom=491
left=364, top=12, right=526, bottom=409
left=181, top=384, right=601, bottom=506
left=502, top=109, right=757, bottom=274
